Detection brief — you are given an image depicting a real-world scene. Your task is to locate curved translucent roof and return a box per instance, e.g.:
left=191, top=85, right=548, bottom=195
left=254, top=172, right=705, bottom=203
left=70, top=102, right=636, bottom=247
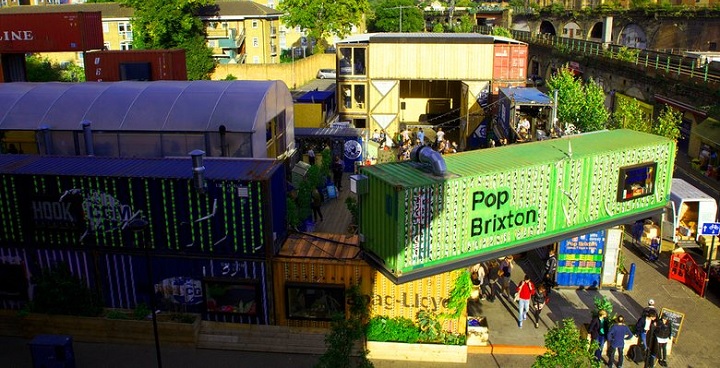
left=0, top=80, right=292, bottom=132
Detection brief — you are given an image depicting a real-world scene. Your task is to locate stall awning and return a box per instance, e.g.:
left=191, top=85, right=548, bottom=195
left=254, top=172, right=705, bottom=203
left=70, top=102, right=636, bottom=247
left=654, top=94, right=707, bottom=119
left=692, top=118, right=720, bottom=147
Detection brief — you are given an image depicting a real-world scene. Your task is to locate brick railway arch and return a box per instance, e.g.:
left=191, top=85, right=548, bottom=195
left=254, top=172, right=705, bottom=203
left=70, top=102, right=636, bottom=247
left=539, top=20, right=557, bottom=36
left=617, top=23, right=648, bottom=49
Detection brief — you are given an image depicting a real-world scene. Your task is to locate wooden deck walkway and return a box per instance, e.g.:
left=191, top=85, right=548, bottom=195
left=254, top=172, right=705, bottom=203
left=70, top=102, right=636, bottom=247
left=312, top=173, right=356, bottom=236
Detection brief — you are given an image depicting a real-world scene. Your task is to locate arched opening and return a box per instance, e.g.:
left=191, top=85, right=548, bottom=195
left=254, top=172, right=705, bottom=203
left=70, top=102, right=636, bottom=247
left=589, top=22, right=603, bottom=40
left=562, top=22, right=582, bottom=39
left=619, top=24, right=647, bottom=49
left=539, top=21, right=556, bottom=36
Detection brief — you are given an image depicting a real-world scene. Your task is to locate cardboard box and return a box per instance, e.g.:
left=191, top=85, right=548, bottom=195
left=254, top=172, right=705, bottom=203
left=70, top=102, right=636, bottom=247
left=467, top=317, right=489, bottom=346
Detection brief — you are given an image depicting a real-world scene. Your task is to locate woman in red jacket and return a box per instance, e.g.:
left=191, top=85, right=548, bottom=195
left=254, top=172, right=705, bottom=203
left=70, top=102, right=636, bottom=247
left=516, top=274, right=535, bottom=328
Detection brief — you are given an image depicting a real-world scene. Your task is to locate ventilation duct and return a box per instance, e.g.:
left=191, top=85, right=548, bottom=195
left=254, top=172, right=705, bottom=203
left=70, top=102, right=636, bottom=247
left=411, top=145, right=447, bottom=176
left=189, top=149, right=207, bottom=194
left=38, top=125, right=53, bottom=155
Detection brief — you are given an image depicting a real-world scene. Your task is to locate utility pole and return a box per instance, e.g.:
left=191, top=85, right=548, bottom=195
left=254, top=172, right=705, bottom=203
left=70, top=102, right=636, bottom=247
left=387, top=5, right=414, bottom=32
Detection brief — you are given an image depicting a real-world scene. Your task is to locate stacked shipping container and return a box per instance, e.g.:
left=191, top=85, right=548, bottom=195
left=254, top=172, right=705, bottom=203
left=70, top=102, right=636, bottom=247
left=359, top=129, right=676, bottom=283
left=0, top=155, right=286, bottom=324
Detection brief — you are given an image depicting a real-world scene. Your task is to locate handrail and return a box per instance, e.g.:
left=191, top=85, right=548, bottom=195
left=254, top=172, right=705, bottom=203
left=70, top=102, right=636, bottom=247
left=476, top=26, right=720, bottom=85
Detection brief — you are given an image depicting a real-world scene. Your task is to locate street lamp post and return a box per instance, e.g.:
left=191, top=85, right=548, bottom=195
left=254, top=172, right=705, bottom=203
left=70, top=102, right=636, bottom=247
left=129, top=219, right=162, bottom=368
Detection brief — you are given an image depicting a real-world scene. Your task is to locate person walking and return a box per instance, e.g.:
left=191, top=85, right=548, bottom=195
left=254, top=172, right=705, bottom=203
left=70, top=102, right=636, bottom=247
left=307, top=146, right=316, bottom=165
left=469, top=263, right=486, bottom=300
left=531, top=284, right=547, bottom=328
left=644, top=311, right=659, bottom=368
left=543, top=249, right=558, bottom=292
left=636, top=300, right=657, bottom=349
left=516, top=275, right=535, bottom=328
left=499, top=256, right=514, bottom=298
left=654, top=314, right=672, bottom=367
left=589, top=310, right=609, bottom=362
left=607, top=315, right=633, bottom=368
left=485, top=260, right=499, bottom=302
left=331, top=156, right=344, bottom=191
left=310, top=188, right=323, bottom=223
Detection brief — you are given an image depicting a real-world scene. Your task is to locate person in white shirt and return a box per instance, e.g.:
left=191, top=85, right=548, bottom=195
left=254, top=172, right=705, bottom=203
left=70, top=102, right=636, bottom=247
left=435, top=127, right=445, bottom=144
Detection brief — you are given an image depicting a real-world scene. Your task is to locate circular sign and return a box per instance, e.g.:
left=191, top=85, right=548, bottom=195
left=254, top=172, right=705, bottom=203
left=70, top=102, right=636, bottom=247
left=344, top=140, right=362, bottom=160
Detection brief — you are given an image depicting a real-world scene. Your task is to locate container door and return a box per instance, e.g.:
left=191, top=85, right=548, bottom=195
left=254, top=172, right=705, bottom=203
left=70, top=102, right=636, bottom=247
left=696, top=201, right=719, bottom=241
left=662, top=202, right=676, bottom=241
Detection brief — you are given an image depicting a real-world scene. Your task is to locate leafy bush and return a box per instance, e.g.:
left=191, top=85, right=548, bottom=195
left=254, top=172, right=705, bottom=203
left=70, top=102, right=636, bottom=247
left=365, top=312, right=466, bottom=346
left=30, top=263, right=104, bottom=317
left=132, top=302, right=152, bottom=320
left=366, top=316, right=420, bottom=343
left=316, top=285, right=373, bottom=368
left=105, top=309, right=130, bottom=320
left=533, top=318, right=599, bottom=368
left=169, top=313, right=197, bottom=324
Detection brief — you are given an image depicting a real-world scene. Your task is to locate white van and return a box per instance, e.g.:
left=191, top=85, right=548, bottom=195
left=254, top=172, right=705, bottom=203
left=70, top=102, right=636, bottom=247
left=661, top=178, right=718, bottom=247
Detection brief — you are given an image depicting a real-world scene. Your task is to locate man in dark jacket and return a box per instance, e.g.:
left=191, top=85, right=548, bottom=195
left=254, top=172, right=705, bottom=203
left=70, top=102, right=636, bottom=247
left=654, top=314, right=672, bottom=367
left=607, top=315, right=633, bottom=368
left=643, top=311, right=659, bottom=368
left=589, top=310, right=610, bottom=362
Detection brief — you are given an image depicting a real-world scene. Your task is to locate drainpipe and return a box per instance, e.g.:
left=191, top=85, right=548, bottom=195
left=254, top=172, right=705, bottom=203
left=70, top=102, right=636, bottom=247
left=38, top=125, right=53, bottom=155
left=82, top=120, right=94, bottom=156
left=551, top=89, right=559, bottom=135
left=411, top=145, right=447, bottom=176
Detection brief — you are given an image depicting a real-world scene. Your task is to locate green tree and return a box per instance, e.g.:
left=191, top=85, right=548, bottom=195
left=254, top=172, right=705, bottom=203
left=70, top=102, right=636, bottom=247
left=25, top=55, right=85, bottom=82
left=610, top=98, right=651, bottom=132
left=492, top=26, right=513, bottom=38
left=279, top=0, right=369, bottom=48
left=25, top=55, right=62, bottom=81
left=546, top=68, right=609, bottom=133
left=453, top=14, right=474, bottom=33
left=653, top=105, right=682, bottom=142
left=118, top=0, right=215, bottom=80
left=368, top=0, right=423, bottom=33
left=432, top=22, right=445, bottom=33
left=533, top=318, right=600, bottom=368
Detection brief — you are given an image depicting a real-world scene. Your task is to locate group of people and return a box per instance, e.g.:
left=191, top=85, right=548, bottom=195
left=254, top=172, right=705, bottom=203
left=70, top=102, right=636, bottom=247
left=589, top=299, right=673, bottom=368
left=468, top=250, right=558, bottom=329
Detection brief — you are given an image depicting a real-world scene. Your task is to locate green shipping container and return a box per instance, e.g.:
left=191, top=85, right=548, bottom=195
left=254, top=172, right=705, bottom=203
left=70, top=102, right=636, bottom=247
left=359, top=129, right=675, bottom=283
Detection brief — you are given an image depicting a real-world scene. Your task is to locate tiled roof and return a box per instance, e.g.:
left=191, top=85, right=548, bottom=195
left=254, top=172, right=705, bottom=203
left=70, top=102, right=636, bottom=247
left=0, top=1, right=281, bottom=18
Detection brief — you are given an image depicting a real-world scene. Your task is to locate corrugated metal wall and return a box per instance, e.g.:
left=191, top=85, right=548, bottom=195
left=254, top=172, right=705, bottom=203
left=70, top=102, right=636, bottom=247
left=369, top=43, right=494, bottom=80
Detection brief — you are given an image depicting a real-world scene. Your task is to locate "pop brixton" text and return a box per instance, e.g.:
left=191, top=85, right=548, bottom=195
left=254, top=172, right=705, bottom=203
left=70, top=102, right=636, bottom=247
left=469, top=189, right=538, bottom=237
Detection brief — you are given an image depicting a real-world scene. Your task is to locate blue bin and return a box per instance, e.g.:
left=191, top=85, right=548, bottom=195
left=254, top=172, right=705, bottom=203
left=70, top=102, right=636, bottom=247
left=29, top=335, right=75, bottom=368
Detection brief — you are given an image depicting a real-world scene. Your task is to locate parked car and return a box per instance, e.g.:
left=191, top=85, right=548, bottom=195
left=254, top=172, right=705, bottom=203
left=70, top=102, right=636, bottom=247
left=317, top=69, right=336, bottom=79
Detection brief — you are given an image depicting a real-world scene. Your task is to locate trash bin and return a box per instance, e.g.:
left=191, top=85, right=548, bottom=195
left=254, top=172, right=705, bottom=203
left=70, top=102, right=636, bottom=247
left=29, top=335, right=75, bottom=368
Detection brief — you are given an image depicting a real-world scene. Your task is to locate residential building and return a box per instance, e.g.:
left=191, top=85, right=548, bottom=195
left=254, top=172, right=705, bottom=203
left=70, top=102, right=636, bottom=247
left=0, top=1, right=282, bottom=66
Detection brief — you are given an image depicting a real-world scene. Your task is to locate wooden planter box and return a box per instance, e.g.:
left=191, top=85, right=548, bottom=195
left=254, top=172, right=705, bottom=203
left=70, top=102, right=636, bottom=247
left=366, top=341, right=467, bottom=363
left=20, top=312, right=201, bottom=346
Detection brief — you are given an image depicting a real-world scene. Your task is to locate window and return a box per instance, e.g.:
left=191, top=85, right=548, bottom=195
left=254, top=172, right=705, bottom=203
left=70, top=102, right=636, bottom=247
left=204, top=279, right=259, bottom=316
left=253, top=37, right=259, bottom=47
left=103, top=23, right=109, bottom=33
left=252, top=20, right=258, bottom=29
left=118, top=22, right=132, bottom=34
left=286, top=283, right=345, bottom=320
left=617, top=162, right=657, bottom=202
left=120, top=42, right=133, bottom=50
left=338, top=46, right=367, bottom=77
left=253, top=56, right=260, bottom=64
left=103, top=42, right=111, bottom=50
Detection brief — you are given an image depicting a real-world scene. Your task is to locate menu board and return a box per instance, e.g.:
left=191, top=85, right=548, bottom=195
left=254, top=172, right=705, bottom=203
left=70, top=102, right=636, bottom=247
left=660, top=308, right=684, bottom=343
